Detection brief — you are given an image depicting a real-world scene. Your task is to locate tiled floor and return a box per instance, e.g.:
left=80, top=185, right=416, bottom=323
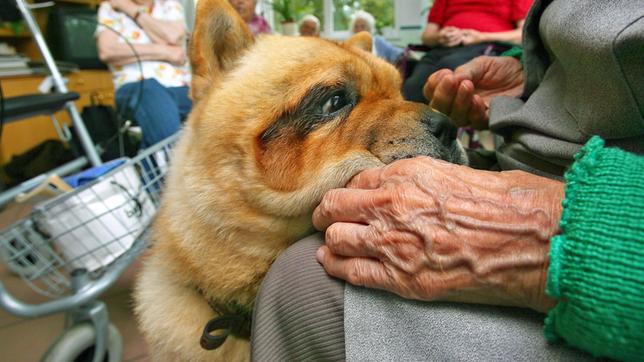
left=0, top=258, right=150, bottom=362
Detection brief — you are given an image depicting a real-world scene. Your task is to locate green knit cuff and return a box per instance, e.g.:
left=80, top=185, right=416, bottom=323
left=545, top=136, right=644, bottom=361
left=500, top=46, right=523, bottom=64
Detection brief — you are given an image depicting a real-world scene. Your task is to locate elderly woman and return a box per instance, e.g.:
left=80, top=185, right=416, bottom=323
left=97, top=0, right=191, bottom=148
left=229, top=0, right=272, bottom=36
left=299, top=14, right=320, bottom=37
left=349, top=10, right=403, bottom=65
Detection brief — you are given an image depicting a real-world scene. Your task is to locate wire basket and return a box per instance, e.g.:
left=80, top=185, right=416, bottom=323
left=0, top=135, right=177, bottom=298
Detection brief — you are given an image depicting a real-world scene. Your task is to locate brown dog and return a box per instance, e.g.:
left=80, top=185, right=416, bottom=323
left=133, top=0, right=467, bottom=360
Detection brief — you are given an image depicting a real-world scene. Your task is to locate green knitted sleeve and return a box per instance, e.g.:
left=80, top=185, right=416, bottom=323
left=500, top=45, right=523, bottom=64
left=544, top=136, right=644, bottom=361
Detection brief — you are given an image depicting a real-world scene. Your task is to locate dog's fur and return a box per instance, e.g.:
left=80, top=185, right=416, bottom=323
left=133, top=0, right=466, bottom=360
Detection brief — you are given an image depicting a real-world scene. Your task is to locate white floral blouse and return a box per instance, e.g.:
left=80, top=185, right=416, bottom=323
left=96, top=0, right=191, bottom=90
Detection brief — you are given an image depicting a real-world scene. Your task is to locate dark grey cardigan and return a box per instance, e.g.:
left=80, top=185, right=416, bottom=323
left=490, top=0, right=644, bottom=179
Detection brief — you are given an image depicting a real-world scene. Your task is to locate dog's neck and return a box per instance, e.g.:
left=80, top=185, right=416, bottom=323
left=196, top=286, right=253, bottom=345
left=154, top=201, right=314, bottom=306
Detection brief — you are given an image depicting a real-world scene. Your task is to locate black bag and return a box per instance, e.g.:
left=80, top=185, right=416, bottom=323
left=1, top=139, right=75, bottom=187
left=72, top=94, right=140, bottom=162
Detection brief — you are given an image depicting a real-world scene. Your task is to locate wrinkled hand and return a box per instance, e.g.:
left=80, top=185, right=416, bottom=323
left=423, top=56, right=524, bottom=129
left=164, top=45, right=187, bottom=66
left=313, top=157, right=564, bottom=312
left=438, top=27, right=463, bottom=47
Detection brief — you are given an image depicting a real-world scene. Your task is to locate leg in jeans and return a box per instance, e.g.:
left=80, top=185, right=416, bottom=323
left=402, top=44, right=491, bottom=103
left=115, top=78, right=183, bottom=148
left=167, top=86, right=192, bottom=123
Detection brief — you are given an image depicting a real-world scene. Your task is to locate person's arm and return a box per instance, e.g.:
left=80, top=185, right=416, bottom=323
left=97, top=30, right=186, bottom=66
left=134, top=12, right=185, bottom=45
left=421, top=23, right=441, bottom=47
left=374, top=36, right=404, bottom=64
left=109, top=0, right=185, bottom=45
left=544, top=137, right=644, bottom=361
left=461, top=19, right=525, bottom=45
left=421, top=23, right=462, bottom=48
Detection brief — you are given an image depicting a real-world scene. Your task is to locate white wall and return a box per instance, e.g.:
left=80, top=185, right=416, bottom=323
left=393, top=0, right=426, bottom=45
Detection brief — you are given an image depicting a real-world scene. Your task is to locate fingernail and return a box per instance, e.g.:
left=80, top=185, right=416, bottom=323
left=316, top=247, right=325, bottom=262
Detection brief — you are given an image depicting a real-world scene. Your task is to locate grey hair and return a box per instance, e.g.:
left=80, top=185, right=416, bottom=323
left=349, top=10, right=375, bottom=34
left=300, top=14, right=320, bottom=29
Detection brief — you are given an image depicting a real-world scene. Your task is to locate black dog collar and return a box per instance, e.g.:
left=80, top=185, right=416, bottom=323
left=200, top=313, right=252, bottom=350
left=197, top=289, right=253, bottom=350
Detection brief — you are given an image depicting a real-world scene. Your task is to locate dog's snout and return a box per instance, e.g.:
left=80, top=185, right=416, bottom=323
left=422, top=111, right=458, bottom=147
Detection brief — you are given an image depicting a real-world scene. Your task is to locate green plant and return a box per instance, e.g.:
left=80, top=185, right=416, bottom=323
left=271, top=0, right=295, bottom=23
left=1, top=21, right=25, bottom=36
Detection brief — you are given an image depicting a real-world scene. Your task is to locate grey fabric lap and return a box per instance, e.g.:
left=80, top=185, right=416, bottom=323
left=345, top=286, right=591, bottom=361
left=251, top=234, right=592, bottom=361
left=251, top=233, right=345, bottom=361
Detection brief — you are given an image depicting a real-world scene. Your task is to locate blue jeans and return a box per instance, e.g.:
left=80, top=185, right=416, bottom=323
left=115, top=78, right=192, bottom=148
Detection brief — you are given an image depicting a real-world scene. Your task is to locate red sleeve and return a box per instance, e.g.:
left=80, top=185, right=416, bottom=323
left=512, top=0, right=534, bottom=21
left=427, top=0, right=445, bottom=25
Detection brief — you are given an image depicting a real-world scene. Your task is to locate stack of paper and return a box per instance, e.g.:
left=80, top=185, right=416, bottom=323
left=0, top=52, right=32, bottom=77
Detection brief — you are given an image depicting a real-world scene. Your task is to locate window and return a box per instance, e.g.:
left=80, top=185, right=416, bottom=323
left=332, top=0, right=394, bottom=33
left=293, top=0, right=325, bottom=28
left=258, top=0, right=325, bottom=33
left=259, top=0, right=426, bottom=40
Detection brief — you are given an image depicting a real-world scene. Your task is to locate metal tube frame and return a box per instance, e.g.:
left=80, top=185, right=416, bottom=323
left=0, top=234, right=145, bottom=318
left=14, top=0, right=102, bottom=167
left=0, top=235, right=146, bottom=362
left=68, top=270, right=109, bottom=362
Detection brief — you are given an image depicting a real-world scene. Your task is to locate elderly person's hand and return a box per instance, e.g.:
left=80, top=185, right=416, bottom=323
left=460, top=29, right=484, bottom=45
left=163, top=45, right=187, bottom=65
left=437, top=26, right=463, bottom=47
left=313, top=157, right=564, bottom=313
left=423, top=55, right=524, bottom=129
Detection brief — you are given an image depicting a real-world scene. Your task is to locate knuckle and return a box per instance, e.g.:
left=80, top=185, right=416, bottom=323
left=325, top=223, right=342, bottom=246
left=319, top=191, right=338, bottom=215
left=347, top=263, right=367, bottom=286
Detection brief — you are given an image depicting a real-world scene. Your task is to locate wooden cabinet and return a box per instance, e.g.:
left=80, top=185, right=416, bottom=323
left=1, top=70, right=114, bottom=164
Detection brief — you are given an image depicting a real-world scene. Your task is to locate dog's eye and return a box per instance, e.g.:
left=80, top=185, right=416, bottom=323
left=321, top=92, right=349, bottom=116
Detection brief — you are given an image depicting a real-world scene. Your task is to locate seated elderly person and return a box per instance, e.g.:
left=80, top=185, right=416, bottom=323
left=350, top=10, right=403, bottom=65
left=402, top=0, right=532, bottom=103
left=97, top=0, right=191, bottom=148
left=229, top=0, right=272, bottom=36
left=251, top=1, right=644, bottom=361
left=299, top=14, right=320, bottom=37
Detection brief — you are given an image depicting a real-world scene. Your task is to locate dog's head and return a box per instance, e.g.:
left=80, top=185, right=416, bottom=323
left=169, top=0, right=466, bottom=245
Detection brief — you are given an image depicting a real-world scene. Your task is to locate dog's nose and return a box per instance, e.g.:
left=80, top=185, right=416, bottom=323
left=422, top=111, right=458, bottom=147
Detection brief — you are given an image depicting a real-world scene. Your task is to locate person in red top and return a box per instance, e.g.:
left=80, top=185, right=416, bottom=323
left=403, top=0, right=532, bottom=103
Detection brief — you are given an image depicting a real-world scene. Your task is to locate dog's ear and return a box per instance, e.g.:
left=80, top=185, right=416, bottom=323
left=346, top=31, right=372, bottom=53
left=190, top=0, right=255, bottom=103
